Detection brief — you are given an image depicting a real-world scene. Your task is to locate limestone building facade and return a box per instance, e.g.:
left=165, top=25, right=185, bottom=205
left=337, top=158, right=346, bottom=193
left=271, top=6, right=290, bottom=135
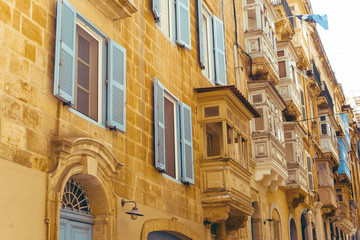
left=1, top=0, right=360, bottom=239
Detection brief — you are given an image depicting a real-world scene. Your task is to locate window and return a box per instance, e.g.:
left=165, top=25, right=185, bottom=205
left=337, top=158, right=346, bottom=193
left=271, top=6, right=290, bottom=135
left=204, top=121, right=248, bottom=168
left=306, top=155, right=314, bottom=190
left=198, top=0, right=227, bottom=85
left=321, top=123, right=327, bottom=135
left=272, top=209, right=282, bottom=240
left=200, top=5, right=213, bottom=81
left=154, top=78, right=194, bottom=184
left=300, top=90, right=306, bottom=121
left=278, top=61, right=286, bottom=78
left=152, top=0, right=191, bottom=49
left=317, top=163, right=334, bottom=187
left=54, top=0, right=126, bottom=132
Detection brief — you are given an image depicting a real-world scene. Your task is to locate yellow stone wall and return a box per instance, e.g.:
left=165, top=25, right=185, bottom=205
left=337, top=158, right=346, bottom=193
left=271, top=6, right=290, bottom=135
left=0, top=159, right=47, bottom=239
left=0, top=0, right=251, bottom=239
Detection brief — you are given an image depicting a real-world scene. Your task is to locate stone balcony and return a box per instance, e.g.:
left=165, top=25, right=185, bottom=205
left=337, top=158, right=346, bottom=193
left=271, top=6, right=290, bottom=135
left=319, top=186, right=337, bottom=216
left=245, top=32, right=279, bottom=83
left=271, top=0, right=294, bottom=40
left=201, top=156, right=253, bottom=230
left=252, top=132, right=288, bottom=192
left=320, top=136, right=339, bottom=165
left=291, top=22, right=310, bottom=70
left=277, top=79, right=302, bottom=119
left=332, top=202, right=354, bottom=235
left=88, top=0, right=137, bottom=19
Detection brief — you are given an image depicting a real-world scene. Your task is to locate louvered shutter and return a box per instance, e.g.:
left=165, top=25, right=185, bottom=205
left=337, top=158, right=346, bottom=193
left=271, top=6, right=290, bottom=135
left=152, top=0, right=160, bottom=21
left=197, top=0, right=205, bottom=69
left=212, top=16, right=227, bottom=85
left=307, top=157, right=314, bottom=190
left=154, top=78, right=166, bottom=172
left=54, top=0, right=76, bottom=104
left=176, top=0, right=191, bottom=49
left=107, top=39, right=126, bottom=132
left=180, top=102, right=194, bottom=184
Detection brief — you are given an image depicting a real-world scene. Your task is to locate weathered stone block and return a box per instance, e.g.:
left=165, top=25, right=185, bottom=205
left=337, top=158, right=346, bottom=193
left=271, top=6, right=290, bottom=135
left=22, top=17, right=43, bottom=45
left=9, top=53, right=30, bottom=79
left=32, top=3, right=47, bottom=28
left=13, top=148, right=32, bottom=168
left=0, top=1, right=11, bottom=25
left=12, top=9, right=21, bottom=31
left=1, top=120, right=27, bottom=148
left=25, top=41, right=36, bottom=62
left=15, top=0, right=31, bottom=16
left=23, top=106, right=41, bottom=129
left=0, top=96, right=22, bottom=123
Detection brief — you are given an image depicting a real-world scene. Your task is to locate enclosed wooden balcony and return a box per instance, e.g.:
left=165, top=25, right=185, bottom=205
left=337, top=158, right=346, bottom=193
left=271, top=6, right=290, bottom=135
left=276, top=41, right=302, bottom=120
left=283, top=122, right=308, bottom=207
left=291, top=21, right=311, bottom=70
left=317, top=158, right=338, bottom=216
left=195, top=86, right=259, bottom=230
left=244, top=0, right=279, bottom=83
left=248, top=80, right=288, bottom=192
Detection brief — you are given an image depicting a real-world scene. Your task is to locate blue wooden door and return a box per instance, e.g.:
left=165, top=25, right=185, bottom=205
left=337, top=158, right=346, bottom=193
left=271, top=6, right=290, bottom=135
left=60, top=210, right=93, bottom=240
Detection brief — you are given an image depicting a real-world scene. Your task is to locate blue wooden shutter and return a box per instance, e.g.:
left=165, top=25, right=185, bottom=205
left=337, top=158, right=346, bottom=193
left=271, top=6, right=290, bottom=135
left=212, top=16, right=227, bottom=85
left=197, top=0, right=205, bottom=69
left=54, top=0, right=76, bottom=104
left=107, top=39, right=126, bottom=132
left=152, top=0, right=160, bottom=21
left=180, top=102, right=194, bottom=184
left=176, top=0, right=191, bottom=49
left=154, top=78, right=166, bottom=172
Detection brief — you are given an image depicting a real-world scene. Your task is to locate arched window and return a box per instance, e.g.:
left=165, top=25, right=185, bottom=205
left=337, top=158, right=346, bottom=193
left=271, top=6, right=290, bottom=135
left=289, top=218, right=298, bottom=240
left=272, top=209, right=282, bottom=240
left=60, top=178, right=93, bottom=240
left=61, top=178, right=91, bottom=214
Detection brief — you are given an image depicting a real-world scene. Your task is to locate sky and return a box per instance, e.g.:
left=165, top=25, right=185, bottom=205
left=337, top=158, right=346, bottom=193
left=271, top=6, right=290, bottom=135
left=309, top=0, right=360, bottom=98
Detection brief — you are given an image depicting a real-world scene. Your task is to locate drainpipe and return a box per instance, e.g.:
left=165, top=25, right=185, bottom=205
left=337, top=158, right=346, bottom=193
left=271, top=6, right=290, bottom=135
left=232, top=0, right=254, bottom=82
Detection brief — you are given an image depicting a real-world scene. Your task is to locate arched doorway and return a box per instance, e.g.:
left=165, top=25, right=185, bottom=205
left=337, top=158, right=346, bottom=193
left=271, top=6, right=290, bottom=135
left=147, top=231, right=191, bottom=240
left=300, top=214, right=310, bottom=240
left=290, top=218, right=298, bottom=240
left=59, top=178, right=93, bottom=240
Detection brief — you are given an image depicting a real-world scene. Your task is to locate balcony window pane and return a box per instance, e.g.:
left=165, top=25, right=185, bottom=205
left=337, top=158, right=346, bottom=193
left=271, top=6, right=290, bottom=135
left=234, top=132, right=241, bottom=164
left=204, top=106, right=219, bottom=118
left=279, top=61, right=286, bottom=78
left=248, top=9, right=257, bottom=29
left=321, top=124, right=327, bottom=135
left=205, top=122, right=223, bottom=157
left=242, top=137, right=248, bottom=168
left=227, top=124, right=234, bottom=159
left=255, top=108, right=264, bottom=131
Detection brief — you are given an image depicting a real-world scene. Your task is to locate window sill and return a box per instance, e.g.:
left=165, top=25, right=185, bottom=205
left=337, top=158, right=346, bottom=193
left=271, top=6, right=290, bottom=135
left=88, top=0, right=138, bottom=20
left=68, top=108, right=106, bottom=130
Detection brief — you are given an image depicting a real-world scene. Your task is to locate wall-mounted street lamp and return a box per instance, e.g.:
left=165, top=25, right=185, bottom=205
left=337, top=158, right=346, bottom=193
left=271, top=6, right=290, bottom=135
left=306, top=209, right=313, bottom=215
left=121, top=199, right=144, bottom=220
left=264, top=219, right=273, bottom=225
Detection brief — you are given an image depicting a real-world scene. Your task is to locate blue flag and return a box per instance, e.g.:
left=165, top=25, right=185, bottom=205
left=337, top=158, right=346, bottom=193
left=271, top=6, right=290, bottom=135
left=296, top=14, right=328, bottom=30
